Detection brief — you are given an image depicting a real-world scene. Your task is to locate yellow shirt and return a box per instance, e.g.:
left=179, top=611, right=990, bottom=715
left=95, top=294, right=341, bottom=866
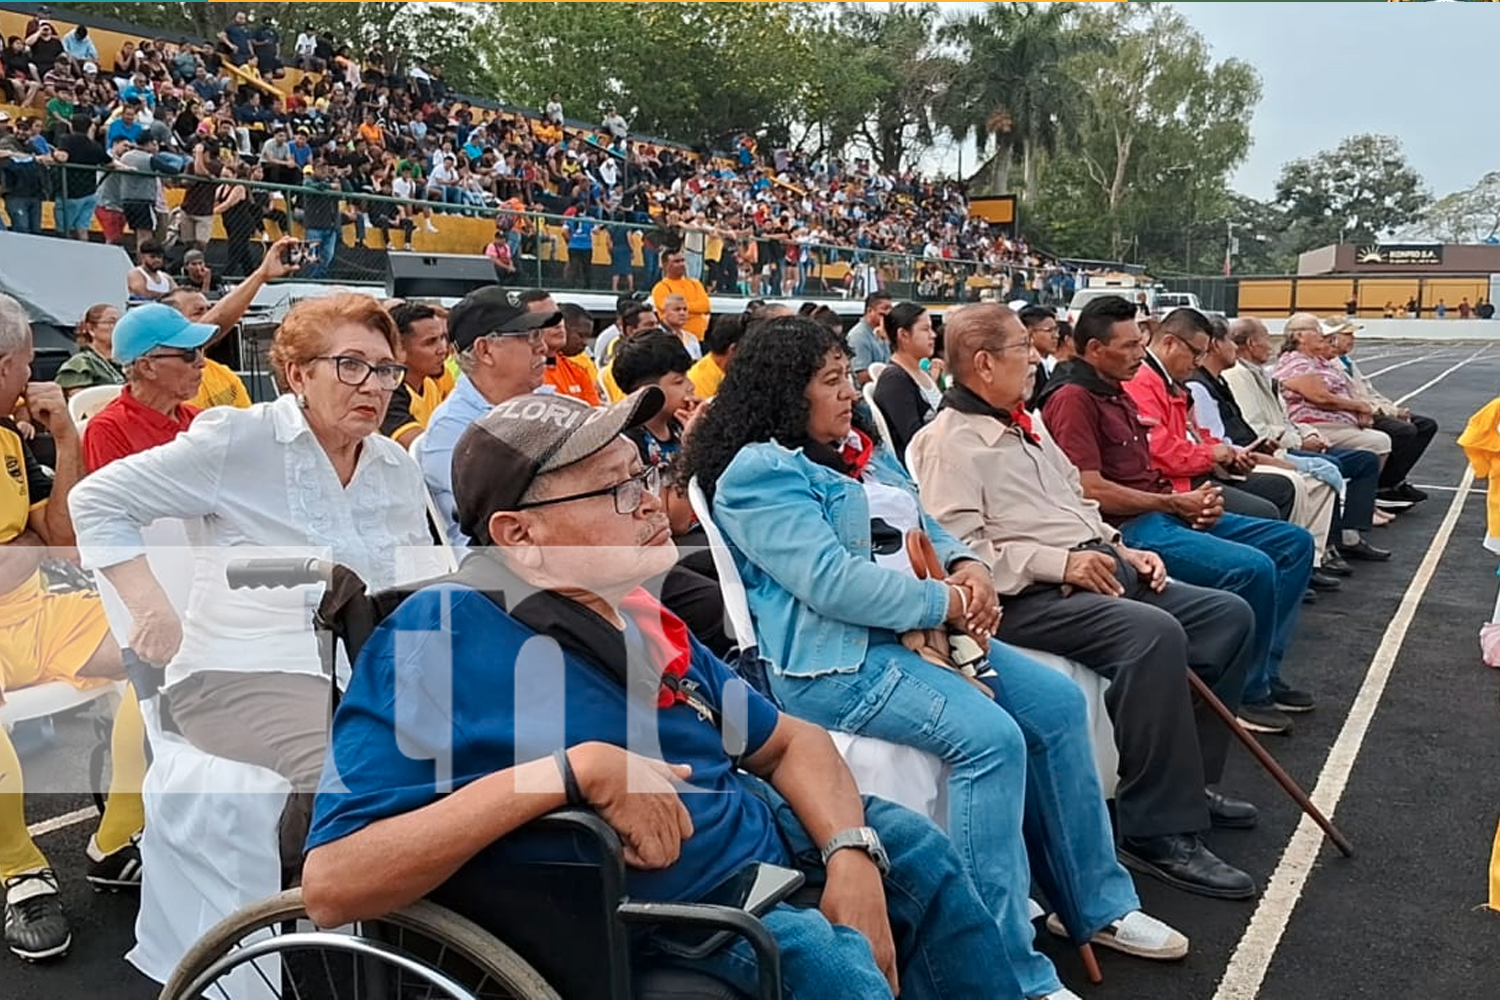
left=190, top=359, right=252, bottom=411
left=592, top=227, right=612, bottom=267
left=569, top=351, right=599, bottom=388
left=652, top=277, right=711, bottom=340
left=601, top=362, right=625, bottom=403
left=688, top=354, right=726, bottom=400
left=438, top=360, right=459, bottom=394
left=0, top=418, right=45, bottom=545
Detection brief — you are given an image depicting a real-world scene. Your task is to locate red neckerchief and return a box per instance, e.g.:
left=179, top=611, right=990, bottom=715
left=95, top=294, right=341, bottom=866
left=1009, top=406, right=1041, bottom=445
left=840, top=428, right=876, bottom=479
left=620, top=589, right=694, bottom=709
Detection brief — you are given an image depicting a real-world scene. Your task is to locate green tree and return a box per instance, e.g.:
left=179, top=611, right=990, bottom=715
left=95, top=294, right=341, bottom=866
left=1418, top=172, right=1500, bottom=245
left=938, top=2, right=1107, bottom=198
left=484, top=2, right=817, bottom=146
left=1034, top=2, right=1260, bottom=266
left=1274, top=134, right=1431, bottom=249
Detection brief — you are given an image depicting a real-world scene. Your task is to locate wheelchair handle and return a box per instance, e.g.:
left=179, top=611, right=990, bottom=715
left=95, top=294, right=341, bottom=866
left=120, top=648, right=162, bottom=702
left=226, top=558, right=334, bottom=590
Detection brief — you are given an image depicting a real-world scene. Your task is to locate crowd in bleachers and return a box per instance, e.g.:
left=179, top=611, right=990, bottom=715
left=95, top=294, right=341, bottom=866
left=0, top=6, right=1082, bottom=302
left=0, top=238, right=1442, bottom=996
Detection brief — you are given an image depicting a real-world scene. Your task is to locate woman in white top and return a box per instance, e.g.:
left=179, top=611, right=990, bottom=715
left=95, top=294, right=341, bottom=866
left=871, top=302, right=944, bottom=466
left=69, top=294, right=430, bottom=862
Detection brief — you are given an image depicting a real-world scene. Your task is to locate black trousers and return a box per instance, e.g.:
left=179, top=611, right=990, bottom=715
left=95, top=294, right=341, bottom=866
left=997, top=549, right=1256, bottom=838
left=1374, top=413, right=1438, bottom=488
left=1217, top=477, right=1293, bottom=521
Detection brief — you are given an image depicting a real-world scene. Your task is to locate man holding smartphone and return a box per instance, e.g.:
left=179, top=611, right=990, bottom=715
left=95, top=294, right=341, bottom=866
left=302, top=390, right=1029, bottom=1000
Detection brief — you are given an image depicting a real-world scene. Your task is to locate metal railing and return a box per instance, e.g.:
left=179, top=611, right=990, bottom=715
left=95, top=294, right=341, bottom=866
left=17, top=159, right=1062, bottom=303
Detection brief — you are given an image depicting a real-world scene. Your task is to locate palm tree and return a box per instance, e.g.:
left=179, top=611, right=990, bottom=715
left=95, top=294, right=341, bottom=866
left=938, top=2, right=1109, bottom=198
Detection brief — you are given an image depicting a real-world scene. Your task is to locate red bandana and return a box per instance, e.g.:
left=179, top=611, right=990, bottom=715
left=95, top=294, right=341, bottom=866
left=841, top=428, right=876, bottom=479
left=1010, top=407, right=1041, bottom=445
left=621, top=589, right=694, bottom=709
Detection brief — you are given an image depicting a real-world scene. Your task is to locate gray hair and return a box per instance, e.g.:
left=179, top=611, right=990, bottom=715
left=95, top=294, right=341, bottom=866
left=0, top=293, right=32, bottom=361
left=454, top=345, right=480, bottom=376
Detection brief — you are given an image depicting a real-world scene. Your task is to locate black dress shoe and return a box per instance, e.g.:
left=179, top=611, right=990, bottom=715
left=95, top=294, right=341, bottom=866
left=1321, top=548, right=1353, bottom=576
left=1338, top=538, right=1392, bottom=562
left=1302, top=588, right=1317, bottom=604
left=1394, top=482, right=1428, bottom=503
left=1309, top=569, right=1342, bottom=591
left=1375, top=491, right=1416, bottom=512
left=1206, top=790, right=1259, bottom=829
left=1119, top=834, right=1258, bottom=901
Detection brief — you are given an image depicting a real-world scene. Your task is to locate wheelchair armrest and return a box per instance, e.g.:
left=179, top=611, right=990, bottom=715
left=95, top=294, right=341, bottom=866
left=527, top=807, right=628, bottom=899
left=617, top=902, right=781, bottom=1000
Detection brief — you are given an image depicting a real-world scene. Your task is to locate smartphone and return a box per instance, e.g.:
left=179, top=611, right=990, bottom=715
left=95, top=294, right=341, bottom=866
left=1248, top=437, right=1278, bottom=456
left=652, top=862, right=806, bottom=960
left=280, top=241, right=313, bottom=267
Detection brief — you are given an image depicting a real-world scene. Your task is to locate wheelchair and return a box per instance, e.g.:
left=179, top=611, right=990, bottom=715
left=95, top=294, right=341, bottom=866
left=149, top=557, right=782, bottom=1000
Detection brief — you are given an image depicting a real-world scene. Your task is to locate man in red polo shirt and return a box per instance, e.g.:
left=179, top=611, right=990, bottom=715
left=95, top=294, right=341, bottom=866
left=82, top=304, right=215, bottom=473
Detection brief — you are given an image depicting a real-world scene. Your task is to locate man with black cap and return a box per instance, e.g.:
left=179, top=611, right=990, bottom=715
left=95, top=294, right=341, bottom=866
left=303, top=388, right=1016, bottom=1000
left=415, top=287, right=556, bottom=546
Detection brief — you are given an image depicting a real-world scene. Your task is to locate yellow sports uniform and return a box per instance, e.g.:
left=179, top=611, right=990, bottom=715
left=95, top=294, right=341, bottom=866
left=189, top=358, right=253, bottom=411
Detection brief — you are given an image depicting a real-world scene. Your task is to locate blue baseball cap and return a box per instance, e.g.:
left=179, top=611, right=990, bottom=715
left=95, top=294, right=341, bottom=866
left=113, top=304, right=216, bottom=364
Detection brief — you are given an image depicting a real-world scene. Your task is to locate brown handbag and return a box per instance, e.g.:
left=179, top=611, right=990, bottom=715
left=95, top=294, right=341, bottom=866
left=898, top=529, right=995, bottom=697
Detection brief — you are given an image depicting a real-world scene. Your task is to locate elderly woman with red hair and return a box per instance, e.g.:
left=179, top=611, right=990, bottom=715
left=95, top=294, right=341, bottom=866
left=69, top=294, right=431, bottom=858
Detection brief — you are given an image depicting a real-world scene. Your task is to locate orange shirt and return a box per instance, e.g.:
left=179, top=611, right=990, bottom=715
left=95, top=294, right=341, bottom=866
left=545, top=354, right=602, bottom=406
left=652, top=276, right=711, bottom=340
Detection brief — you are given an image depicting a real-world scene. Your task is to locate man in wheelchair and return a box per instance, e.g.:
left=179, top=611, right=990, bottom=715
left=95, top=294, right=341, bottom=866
left=302, top=389, right=1017, bottom=999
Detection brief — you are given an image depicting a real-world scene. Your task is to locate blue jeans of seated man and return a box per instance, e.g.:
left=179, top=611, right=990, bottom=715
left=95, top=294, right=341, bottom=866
left=772, top=639, right=1139, bottom=999
left=656, top=793, right=1014, bottom=1000
left=1121, top=511, right=1314, bottom=704
left=304, top=227, right=338, bottom=279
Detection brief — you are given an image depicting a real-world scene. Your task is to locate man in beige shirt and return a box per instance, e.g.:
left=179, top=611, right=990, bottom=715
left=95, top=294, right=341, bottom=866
left=909, top=302, right=1259, bottom=902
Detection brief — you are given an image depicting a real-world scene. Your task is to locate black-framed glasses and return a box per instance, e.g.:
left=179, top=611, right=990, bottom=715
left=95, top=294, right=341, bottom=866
left=144, top=345, right=204, bottom=363
left=314, top=355, right=407, bottom=390
left=516, top=465, right=662, bottom=516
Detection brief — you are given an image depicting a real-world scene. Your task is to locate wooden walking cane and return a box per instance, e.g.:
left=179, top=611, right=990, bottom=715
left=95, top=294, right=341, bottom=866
left=904, top=529, right=1105, bottom=985
left=1187, top=672, right=1355, bottom=858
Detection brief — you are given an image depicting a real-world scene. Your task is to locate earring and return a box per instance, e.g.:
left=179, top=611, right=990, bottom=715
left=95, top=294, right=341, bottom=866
left=296, top=393, right=308, bottom=409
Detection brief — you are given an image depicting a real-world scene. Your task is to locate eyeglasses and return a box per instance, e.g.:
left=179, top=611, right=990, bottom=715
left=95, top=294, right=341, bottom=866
left=480, top=329, right=546, bottom=348
left=313, top=355, right=407, bottom=390
left=144, top=345, right=204, bottom=363
left=516, top=465, right=662, bottom=516
left=981, top=337, right=1033, bottom=356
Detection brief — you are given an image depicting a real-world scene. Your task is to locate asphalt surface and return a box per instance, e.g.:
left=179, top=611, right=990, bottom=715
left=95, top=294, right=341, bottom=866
left=4, top=340, right=1500, bottom=1000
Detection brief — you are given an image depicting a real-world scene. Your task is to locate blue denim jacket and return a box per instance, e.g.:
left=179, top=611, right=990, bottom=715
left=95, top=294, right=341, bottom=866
left=713, top=440, right=977, bottom=679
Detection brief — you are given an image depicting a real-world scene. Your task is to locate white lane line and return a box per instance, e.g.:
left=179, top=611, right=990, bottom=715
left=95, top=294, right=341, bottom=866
left=1393, top=347, right=1490, bottom=407
left=26, top=805, right=98, bottom=838
left=1212, top=467, right=1475, bottom=1000
left=1364, top=355, right=1447, bottom=379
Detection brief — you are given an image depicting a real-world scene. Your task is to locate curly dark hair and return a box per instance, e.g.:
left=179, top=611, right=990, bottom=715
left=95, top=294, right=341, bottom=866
left=679, top=316, right=870, bottom=502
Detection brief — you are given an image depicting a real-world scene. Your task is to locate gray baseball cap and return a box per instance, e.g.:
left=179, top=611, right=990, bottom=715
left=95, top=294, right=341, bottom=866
left=452, top=388, right=665, bottom=545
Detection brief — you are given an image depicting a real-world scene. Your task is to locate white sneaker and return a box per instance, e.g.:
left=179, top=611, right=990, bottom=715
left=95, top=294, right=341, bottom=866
left=1045, top=909, right=1189, bottom=961
left=424, top=220, right=439, bottom=233
left=1032, top=990, right=1083, bottom=1000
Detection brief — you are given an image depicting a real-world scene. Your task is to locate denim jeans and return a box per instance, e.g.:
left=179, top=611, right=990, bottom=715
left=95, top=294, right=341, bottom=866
left=1121, top=511, right=1314, bottom=704
left=660, top=793, right=1020, bottom=1000
left=304, top=227, right=338, bottom=279
left=4, top=197, right=42, bottom=235
left=773, top=640, right=1139, bottom=998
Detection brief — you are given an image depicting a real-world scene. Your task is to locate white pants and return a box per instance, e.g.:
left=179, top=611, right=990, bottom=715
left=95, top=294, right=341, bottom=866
left=1254, top=465, right=1338, bottom=563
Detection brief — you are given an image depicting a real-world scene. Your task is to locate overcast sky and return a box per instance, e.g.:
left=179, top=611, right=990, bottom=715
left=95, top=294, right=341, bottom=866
left=925, top=1, right=1496, bottom=200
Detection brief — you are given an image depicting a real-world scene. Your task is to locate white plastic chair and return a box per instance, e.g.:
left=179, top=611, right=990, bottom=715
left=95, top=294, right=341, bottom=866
left=862, top=379, right=894, bottom=449
left=91, top=521, right=290, bottom=993
left=687, top=477, right=950, bottom=824
left=67, top=384, right=123, bottom=430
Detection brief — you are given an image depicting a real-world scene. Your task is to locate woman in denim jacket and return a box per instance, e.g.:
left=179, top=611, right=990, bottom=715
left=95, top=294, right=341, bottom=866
left=682, top=318, right=1181, bottom=1000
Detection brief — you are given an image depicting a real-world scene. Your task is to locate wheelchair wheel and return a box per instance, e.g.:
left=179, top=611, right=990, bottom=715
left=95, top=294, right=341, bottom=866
left=161, top=888, right=563, bottom=1000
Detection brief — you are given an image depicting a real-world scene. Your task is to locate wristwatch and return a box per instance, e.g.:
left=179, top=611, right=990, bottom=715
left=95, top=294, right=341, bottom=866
left=820, top=826, right=891, bottom=875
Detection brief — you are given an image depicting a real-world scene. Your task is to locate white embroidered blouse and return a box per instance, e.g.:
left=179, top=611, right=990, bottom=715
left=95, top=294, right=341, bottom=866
left=70, top=393, right=432, bottom=688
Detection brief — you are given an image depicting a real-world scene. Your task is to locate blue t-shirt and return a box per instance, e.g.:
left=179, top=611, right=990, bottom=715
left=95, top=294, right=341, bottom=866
left=106, top=118, right=144, bottom=148
left=306, top=584, right=790, bottom=903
